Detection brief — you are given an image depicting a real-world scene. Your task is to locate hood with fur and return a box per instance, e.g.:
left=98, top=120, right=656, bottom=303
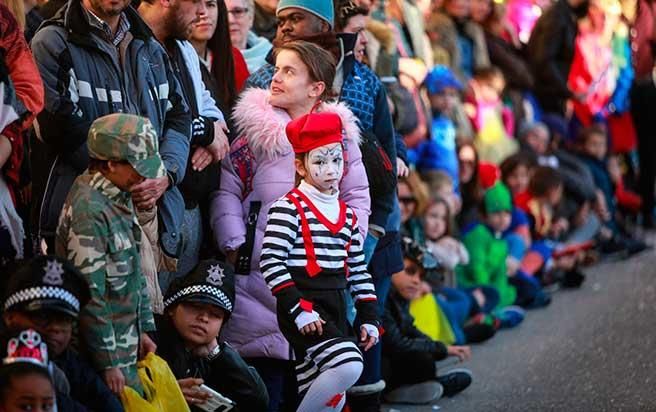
left=232, top=88, right=361, bottom=160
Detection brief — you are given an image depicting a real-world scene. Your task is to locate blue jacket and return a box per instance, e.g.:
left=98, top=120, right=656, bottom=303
left=31, top=0, right=191, bottom=254
left=245, top=34, right=398, bottom=230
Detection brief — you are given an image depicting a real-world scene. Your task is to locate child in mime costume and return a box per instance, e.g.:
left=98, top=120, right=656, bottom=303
left=260, top=111, right=381, bottom=411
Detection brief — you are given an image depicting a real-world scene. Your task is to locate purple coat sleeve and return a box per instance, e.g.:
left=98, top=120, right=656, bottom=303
left=211, top=152, right=247, bottom=252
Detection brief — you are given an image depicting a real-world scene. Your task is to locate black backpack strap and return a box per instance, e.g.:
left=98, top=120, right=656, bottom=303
left=235, top=200, right=262, bottom=275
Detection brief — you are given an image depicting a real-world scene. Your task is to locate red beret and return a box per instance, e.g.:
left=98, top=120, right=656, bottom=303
left=286, top=112, right=343, bottom=154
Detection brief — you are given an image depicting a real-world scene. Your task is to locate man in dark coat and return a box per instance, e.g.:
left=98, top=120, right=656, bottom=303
left=527, top=0, right=589, bottom=115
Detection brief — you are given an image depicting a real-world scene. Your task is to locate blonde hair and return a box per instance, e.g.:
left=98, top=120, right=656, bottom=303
left=401, top=171, right=430, bottom=217
left=2, top=0, right=25, bottom=29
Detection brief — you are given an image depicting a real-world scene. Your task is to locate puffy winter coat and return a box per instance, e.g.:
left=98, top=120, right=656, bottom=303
left=245, top=34, right=397, bottom=232
left=210, top=88, right=370, bottom=360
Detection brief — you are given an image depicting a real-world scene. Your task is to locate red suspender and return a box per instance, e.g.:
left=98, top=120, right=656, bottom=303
left=286, top=191, right=322, bottom=277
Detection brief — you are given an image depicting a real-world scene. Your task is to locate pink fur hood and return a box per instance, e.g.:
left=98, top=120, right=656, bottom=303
left=231, top=88, right=362, bottom=159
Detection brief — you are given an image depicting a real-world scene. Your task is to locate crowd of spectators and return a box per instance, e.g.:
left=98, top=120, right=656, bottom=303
left=0, top=0, right=653, bottom=410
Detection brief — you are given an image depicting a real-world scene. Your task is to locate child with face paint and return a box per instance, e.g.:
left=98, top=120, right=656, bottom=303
left=260, top=112, right=381, bottom=412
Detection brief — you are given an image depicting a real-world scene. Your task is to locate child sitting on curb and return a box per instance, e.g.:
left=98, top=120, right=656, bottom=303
left=382, top=238, right=473, bottom=405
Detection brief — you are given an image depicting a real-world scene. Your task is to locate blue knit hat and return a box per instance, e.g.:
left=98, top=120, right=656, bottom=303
left=424, top=65, right=462, bottom=95
left=277, top=0, right=335, bottom=29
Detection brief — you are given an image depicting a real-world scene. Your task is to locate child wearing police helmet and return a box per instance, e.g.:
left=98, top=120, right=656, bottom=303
left=151, top=259, right=268, bottom=411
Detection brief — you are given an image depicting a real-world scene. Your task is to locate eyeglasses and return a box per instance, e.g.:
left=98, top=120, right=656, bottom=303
left=228, top=7, right=250, bottom=18
left=399, top=196, right=417, bottom=205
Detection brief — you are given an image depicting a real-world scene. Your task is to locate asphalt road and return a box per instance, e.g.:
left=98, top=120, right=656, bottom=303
left=383, top=235, right=656, bottom=412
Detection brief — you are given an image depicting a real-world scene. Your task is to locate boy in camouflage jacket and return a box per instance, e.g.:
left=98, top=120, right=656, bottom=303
left=55, top=113, right=163, bottom=396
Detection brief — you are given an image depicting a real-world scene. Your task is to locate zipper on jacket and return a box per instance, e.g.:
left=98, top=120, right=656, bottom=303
left=38, top=155, right=59, bottom=247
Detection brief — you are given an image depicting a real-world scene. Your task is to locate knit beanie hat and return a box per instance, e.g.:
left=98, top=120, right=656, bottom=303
left=277, top=0, right=335, bottom=29
left=484, top=182, right=512, bottom=214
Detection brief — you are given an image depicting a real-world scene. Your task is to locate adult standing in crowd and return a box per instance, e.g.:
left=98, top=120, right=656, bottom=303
left=30, top=0, right=192, bottom=272
left=0, top=3, right=44, bottom=275
left=470, top=0, right=534, bottom=127
left=246, top=2, right=404, bottom=408
left=247, top=0, right=399, bottom=261
left=212, top=40, right=370, bottom=411
left=426, top=0, right=491, bottom=82
left=225, top=0, right=273, bottom=74
left=190, top=0, right=250, bottom=103
left=527, top=0, right=590, bottom=115
left=138, top=0, right=230, bottom=294
left=252, top=0, right=278, bottom=40
left=624, top=0, right=656, bottom=228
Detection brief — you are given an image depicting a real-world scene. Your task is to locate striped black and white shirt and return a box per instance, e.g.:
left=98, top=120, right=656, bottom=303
left=260, top=185, right=377, bottom=316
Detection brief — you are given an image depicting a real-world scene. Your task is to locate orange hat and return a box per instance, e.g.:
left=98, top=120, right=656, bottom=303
left=286, top=112, right=343, bottom=154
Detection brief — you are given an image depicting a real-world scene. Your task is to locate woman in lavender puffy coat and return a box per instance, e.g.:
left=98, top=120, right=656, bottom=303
left=210, top=40, right=370, bottom=410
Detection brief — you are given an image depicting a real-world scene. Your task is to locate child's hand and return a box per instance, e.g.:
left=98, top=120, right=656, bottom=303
left=472, top=288, right=486, bottom=309
left=178, top=378, right=211, bottom=405
left=447, top=345, right=472, bottom=362
left=192, top=338, right=219, bottom=358
left=300, top=319, right=326, bottom=336
left=359, top=324, right=380, bottom=351
left=139, top=333, right=157, bottom=359
left=296, top=309, right=325, bottom=335
left=506, top=256, right=520, bottom=277
left=103, top=367, right=125, bottom=395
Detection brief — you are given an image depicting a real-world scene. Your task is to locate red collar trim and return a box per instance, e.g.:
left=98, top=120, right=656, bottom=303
left=291, top=188, right=347, bottom=235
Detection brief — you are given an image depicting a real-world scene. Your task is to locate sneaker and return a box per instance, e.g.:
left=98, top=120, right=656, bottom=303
left=436, top=368, right=473, bottom=397
left=527, top=290, right=552, bottom=309
left=497, top=305, right=525, bottom=329
left=383, top=381, right=443, bottom=404
left=561, top=269, right=586, bottom=288
left=624, top=237, right=650, bottom=256
left=463, top=323, right=496, bottom=343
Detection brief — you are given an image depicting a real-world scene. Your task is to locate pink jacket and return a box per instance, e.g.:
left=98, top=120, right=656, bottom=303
left=210, top=88, right=370, bottom=360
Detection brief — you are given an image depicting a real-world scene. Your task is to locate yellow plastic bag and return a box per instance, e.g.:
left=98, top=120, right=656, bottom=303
left=410, top=293, right=456, bottom=345
left=121, top=353, right=190, bottom=412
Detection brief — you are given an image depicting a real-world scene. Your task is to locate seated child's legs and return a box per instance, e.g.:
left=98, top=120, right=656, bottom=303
left=296, top=340, right=363, bottom=412
left=382, top=350, right=436, bottom=392
left=509, top=272, right=541, bottom=308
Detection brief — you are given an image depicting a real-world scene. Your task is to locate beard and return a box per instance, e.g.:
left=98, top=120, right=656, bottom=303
left=166, top=7, right=196, bottom=40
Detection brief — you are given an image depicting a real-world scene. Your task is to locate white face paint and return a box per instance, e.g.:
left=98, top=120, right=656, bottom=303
left=304, top=143, right=344, bottom=194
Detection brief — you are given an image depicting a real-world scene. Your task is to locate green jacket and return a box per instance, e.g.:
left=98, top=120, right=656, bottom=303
left=456, top=223, right=516, bottom=308
left=56, top=171, right=154, bottom=390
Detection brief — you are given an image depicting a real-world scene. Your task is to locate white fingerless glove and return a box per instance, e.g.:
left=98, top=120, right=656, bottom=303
left=294, top=310, right=321, bottom=331
left=361, top=324, right=380, bottom=345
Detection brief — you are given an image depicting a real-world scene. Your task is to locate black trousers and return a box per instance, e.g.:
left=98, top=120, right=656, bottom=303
left=630, top=80, right=656, bottom=220
left=382, top=351, right=436, bottom=391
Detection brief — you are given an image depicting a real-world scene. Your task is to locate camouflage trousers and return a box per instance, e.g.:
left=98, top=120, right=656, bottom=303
left=123, top=363, right=144, bottom=396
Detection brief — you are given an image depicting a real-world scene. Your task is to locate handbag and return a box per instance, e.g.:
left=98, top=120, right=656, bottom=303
left=121, top=353, right=190, bottom=412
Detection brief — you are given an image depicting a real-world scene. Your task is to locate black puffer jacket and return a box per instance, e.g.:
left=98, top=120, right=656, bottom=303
left=527, top=0, right=580, bottom=113
left=151, top=315, right=269, bottom=412
left=382, top=290, right=448, bottom=359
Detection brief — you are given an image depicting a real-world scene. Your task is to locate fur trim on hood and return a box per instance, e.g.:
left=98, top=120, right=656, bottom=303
left=232, top=88, right=361, bottom=159
left=366, top=19, right=396, bottom=54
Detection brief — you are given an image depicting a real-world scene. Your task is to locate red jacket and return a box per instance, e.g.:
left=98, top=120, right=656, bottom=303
left=0, top=4, right=45, bottom=194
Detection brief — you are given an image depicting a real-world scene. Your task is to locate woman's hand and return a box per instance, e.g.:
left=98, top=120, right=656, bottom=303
left=178, top=378, right=211, bottom=405
left=447, top=345, right=471, bottom=362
